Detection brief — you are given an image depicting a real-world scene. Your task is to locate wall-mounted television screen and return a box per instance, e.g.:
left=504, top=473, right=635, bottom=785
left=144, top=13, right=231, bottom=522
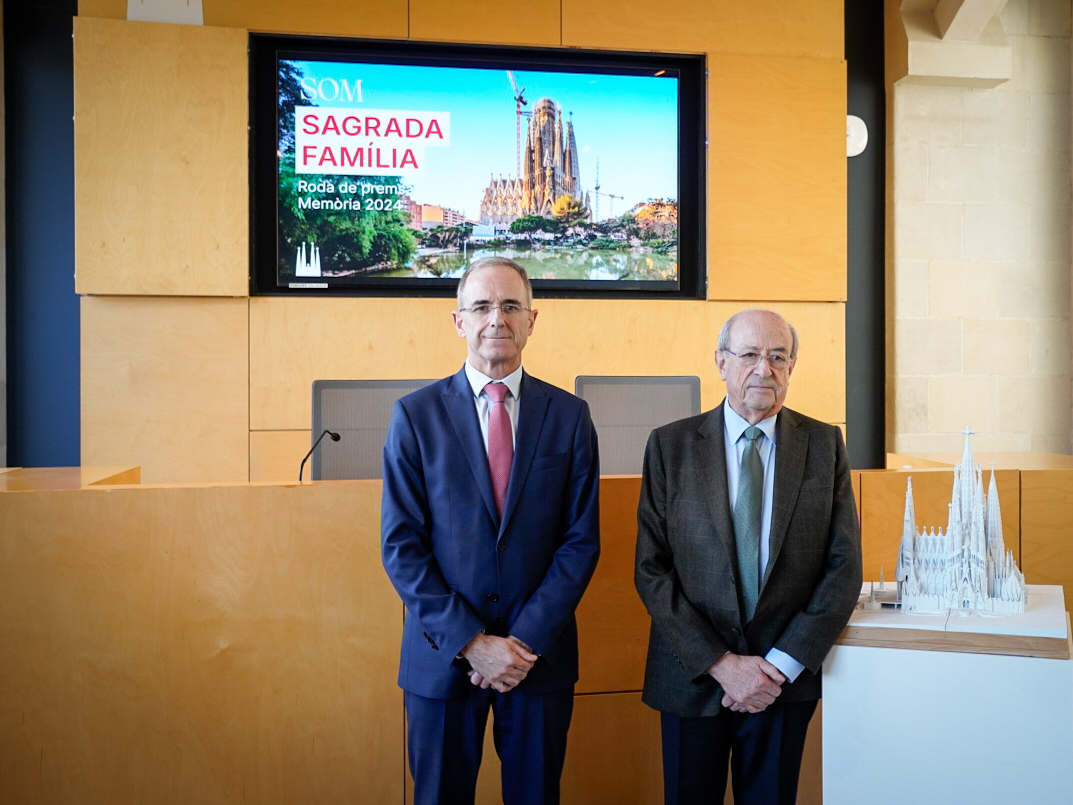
left=250, top=35, right=705, bottom=299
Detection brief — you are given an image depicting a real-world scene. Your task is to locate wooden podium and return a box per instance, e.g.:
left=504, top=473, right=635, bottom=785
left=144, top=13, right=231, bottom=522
left=0, top=469, right=661, bottom=805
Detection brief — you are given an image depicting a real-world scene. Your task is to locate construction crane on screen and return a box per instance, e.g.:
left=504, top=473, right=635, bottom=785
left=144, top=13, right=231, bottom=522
left=594, top=160, right=623, bottom=221
left=506, top=71, right=532, bottom=176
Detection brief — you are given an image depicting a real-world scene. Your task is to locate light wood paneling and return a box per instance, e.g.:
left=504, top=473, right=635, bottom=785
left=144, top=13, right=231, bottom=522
left=1021, top=470, right=1073, bottom=606
left=858, top=468, right=1021, bottom=583
left=74, top=17, right=248, bottom=296
left=82, top=0, right=841, bottom=56
left=80, top=0, right=409, bottom=36
left=250, top=297, right=846, bottom=431
left=0, top=466, right=140, bottom=491
left=838, top=622, right=1071, bottom=660
left=577, top=476, right=648, bottom=694
left=81, top=296, right=250, bottom=484
left=0, top=481, right=402, bottom=805
left=410, top=0, right=561, bottom=45
left=206, top=1, right=408, bottom=37
left=251, top=430, right=311, bottom=483
left=891, top=451, right=1073, bottom=470
left=472, top=692, right=662, bottom=804
left=708, top=53, right=847, bottom=302
left=562, top=0, right=842, bottom=60
left=562, top=693, right=663, bottom=803
left=887, top=452, right=954, bottom=468
left=78, top=0, right=125, bottom=16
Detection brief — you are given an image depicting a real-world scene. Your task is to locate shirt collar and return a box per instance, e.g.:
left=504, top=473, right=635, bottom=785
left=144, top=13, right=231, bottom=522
left=464, top=362, right=523, bottom=400
left=723, top=400, right=778, bottom=446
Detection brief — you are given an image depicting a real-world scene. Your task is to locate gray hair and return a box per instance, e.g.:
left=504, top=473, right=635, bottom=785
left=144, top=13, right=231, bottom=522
left=718, top=308, right=799, bottom=359
left=456, top=257, right=534, bottom=309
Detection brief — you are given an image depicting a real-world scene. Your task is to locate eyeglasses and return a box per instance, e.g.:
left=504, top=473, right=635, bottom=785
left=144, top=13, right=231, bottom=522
left=459, top=304, right=531, bottom=318
left=722, top=348, right=794, bottom=369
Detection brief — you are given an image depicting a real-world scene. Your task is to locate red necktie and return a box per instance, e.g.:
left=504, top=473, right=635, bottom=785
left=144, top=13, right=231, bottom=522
left=484, top=382, right=513, bottom=519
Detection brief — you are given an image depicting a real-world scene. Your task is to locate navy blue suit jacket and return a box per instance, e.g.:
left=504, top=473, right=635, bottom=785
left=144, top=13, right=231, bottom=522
left=381, top=367, right=600, bottom=699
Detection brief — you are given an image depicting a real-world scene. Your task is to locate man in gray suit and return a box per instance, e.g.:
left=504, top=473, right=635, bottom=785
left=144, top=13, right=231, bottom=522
left=635, top=308, right=862, bottom=804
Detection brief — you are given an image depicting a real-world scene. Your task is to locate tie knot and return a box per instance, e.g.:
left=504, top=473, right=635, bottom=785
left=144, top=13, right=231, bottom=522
left=484, top=382, right=510, bottom=404
left=744, top=426, right=762, bottom=444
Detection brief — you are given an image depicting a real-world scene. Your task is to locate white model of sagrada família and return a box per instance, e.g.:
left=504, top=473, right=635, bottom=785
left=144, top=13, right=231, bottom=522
left=894, top=428, right=1026, bottom=615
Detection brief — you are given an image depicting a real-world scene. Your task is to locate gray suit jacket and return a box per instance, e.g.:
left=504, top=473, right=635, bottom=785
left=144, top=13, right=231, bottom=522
left=634, top=402, right=862, bottom=717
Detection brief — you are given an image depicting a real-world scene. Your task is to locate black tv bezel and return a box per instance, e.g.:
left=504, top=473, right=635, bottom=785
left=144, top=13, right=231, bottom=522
left=249, top=34, right=706, bottom=300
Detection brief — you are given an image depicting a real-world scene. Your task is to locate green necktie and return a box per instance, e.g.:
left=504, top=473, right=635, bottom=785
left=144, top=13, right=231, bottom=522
left=733, top=426, right=763, bottom=622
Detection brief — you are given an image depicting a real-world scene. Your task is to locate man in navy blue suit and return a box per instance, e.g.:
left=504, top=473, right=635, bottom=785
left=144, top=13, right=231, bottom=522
left=381, top=256, right=600, bottom=805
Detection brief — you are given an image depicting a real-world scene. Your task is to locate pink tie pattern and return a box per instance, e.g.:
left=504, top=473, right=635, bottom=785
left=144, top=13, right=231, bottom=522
left=484, top=382, right=514, bottom=518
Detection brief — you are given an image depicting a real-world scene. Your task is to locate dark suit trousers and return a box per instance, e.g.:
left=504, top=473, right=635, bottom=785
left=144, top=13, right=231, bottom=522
left=405, top=686, right=574, bottom=805
left=660, top=699, right=817, bottom=805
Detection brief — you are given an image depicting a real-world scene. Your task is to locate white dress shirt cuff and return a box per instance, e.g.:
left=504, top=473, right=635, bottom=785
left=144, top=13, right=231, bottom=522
left=764, top=647, right=805, bottom=683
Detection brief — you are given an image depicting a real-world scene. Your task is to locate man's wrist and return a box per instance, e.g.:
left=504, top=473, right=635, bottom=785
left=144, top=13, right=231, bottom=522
left=458, top=629, right=487, bottom=660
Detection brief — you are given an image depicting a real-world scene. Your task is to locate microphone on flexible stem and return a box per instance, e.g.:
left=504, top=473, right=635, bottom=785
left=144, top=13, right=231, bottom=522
left=299, top=429, right=341, bottom=482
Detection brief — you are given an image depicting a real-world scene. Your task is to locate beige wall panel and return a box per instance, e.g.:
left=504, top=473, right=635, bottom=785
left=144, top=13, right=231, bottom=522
left=74, top=18, right=248, bottom=296
left=472, top=692, right=661, bottom=804
left=206, top=1, right=408, bottom=36
left=562, top=0, right=842, bottom=59
left=858, top=468, right=1021, bottom=582
left=410, top=0, right=560, bottom=46
left=251, top=297, right=845, bottom=431
left=81, top=296, right=250, bottom=484
left=78, top=0, right=125, bottom=16
left=562, top=693, right=663, bottom=803
left=708, top=53, right=846, bottom=303
left=81, top=0, right=409, bottom=36
left=576, top=477, right=648, bottom=694
left=0, top=481, right=402, bottom=805
left=1020, top=470, right=1073, bottom=605
left=251, top=430, right=311, bottom=483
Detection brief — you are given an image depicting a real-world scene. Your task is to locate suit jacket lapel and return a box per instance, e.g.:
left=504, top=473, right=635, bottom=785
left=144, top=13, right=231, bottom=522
left=765, top=408, right=807, bottom=587
left=699, top=404, right=738, bottom=563
left=501, top=372, right=547, bottom=533
left=443, top=368, right=498, bottom=524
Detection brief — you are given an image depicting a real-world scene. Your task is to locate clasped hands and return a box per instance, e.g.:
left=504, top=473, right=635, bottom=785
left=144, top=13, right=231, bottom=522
left=706, top=652, right=785, bottom=714
left=461, top=633, right=537, bottom=693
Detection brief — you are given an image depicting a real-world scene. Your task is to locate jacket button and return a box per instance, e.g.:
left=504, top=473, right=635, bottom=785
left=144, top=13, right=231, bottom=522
left=486, top=593, right=500, bottom=602
left=497, top=542, right=507, bottom=552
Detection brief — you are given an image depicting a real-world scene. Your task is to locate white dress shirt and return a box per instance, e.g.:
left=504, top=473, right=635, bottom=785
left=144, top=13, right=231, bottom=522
left=463, top=361, right=522, bottom=451
left=722, top=403, right=805, bottom=683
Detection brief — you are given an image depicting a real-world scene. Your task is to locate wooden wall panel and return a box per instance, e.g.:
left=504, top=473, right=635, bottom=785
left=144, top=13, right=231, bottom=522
left=577, top=477, right=648, bottom=694
left=250, top=297, right=846, bottom=433
left=1020, top=470, right=1073, bottom=605
left=80, top=0, right=409, bottom=37
left=858, top=468, right=1021, bottom=583
left=562, top=0, right=842, bottom=60
left=472, top=693, right=662, bottom=804
left=74, top=18, right=248, bottom=296
left=0, top=481, right=402, bottom=805
left=250, top=430, right=310, bottom=483
left=562, top=693, right=663, bottom=803
left=410, top=0, right=561, bottom=45
left=708, top=54, right=847, bottom=302
left=82, top=0, right=840, bottom=56
left=81, top=296, right=250, bottom=484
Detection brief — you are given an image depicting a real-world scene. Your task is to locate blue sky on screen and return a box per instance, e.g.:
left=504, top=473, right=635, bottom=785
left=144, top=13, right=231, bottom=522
left=288, top=59, right=679, bottom=220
